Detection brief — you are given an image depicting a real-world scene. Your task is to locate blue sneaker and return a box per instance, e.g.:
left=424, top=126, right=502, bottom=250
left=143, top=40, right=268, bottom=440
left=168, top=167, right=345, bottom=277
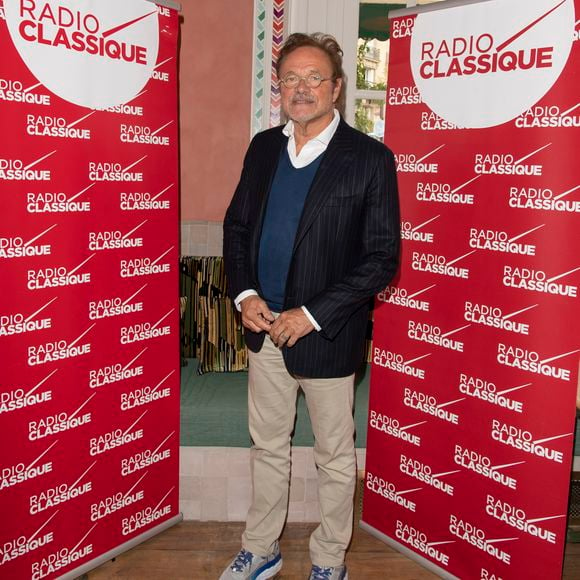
left=308, top=564, right=348, bottom=580
left=219, top=542, right=282, bottom=579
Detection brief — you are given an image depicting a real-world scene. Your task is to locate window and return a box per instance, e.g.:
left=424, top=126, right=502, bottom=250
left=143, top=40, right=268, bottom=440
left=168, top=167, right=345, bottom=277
left=283, top=0, right=448, bottom=134
left=355, top=0, right=446, bottom=141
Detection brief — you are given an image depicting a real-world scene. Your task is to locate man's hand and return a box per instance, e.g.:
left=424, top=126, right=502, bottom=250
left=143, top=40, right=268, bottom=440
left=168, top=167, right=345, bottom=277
left=240, top=295, right=275, bottom=333
left=270, top=307, right=314, bottom=348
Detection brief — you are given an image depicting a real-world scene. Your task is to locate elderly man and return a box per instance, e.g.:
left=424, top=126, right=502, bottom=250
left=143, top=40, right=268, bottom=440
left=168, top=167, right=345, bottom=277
left=221, top=32, right=400, bottom=580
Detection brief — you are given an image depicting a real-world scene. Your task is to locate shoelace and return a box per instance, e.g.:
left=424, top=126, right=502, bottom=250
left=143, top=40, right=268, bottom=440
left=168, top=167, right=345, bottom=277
left=231, top=549, right=254, bottom=572
left=310, top=566, right=334, bottom=580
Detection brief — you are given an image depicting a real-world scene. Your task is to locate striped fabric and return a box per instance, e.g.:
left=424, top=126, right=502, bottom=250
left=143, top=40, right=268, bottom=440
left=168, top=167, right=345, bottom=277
left=252, top=0, right=266, bottom=136
left=270, top=0, right=285, bottom=127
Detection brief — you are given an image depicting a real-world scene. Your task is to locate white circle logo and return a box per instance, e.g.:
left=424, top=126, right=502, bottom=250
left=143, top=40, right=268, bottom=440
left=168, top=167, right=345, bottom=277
left=5, top=0, right=159, bottom=109
left=410, top=0, right=574, bottom=128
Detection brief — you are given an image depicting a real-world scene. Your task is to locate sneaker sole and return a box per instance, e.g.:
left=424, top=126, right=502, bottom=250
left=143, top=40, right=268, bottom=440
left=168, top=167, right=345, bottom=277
left=308, top=569, right=348, bottom=580
left=254, top=555, right=282, bottom=580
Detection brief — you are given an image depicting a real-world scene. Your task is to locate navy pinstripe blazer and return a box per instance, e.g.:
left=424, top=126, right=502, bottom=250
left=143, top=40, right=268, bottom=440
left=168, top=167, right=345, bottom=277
left=223, top=118, right=400, bottom=378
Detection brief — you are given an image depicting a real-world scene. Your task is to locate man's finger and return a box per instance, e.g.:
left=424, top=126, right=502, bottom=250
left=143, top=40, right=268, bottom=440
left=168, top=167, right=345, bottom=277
left=248, top=317, right=272, bottom=332
left=270, top=329, right=285, bottom=347
left=242, top=310, right=271, bottom=332
left=242, top=319, right=262, bottom=333
left=270, top=317, right=286, bottom=334
left=240, top=297, right=275, bottom=332
left=259, top=310, right=275, bottom=323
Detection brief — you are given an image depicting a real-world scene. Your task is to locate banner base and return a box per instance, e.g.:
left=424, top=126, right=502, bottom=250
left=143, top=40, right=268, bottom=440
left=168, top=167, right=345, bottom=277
left=59, top=513, right=184, bottom=580
left=359, top=520, right=460, bottom=580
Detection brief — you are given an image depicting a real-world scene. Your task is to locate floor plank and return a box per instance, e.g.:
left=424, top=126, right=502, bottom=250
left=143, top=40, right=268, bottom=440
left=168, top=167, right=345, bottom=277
left=84, top=521, right=580, bottom=579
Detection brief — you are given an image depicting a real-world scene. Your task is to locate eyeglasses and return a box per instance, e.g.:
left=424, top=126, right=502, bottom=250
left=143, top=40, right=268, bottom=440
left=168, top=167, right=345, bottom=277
left=278, top=74, right=333, bottom=89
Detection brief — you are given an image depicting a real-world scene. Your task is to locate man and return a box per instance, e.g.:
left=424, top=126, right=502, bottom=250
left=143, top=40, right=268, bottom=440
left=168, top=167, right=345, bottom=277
left=221, top=33, right=399, bottom=580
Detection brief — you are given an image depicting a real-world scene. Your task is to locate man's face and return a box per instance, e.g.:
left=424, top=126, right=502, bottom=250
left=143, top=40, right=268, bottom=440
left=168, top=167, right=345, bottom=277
left=278, top=46, right=342, bottom=128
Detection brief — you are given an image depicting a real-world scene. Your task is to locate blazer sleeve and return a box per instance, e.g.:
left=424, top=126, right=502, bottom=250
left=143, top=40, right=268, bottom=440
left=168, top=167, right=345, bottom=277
left=304, top=146, right=400, bottom=340
left=223, top=137, right=259, bottom=300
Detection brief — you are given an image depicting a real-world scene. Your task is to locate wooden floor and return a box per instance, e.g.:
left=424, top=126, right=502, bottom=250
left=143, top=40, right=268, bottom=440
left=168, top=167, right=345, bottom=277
left=85, top=521, right=580, bottom=579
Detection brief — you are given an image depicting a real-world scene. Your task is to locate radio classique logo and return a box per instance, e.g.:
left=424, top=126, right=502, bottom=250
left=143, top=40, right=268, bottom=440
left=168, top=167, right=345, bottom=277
left=4, top=0, right=159, bottom=108
left=410, top=0, right=574, bottom=127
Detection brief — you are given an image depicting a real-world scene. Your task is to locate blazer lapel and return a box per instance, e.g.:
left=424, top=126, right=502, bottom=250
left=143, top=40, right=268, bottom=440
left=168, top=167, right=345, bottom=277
left=259, top=129, right=287, bottom=203
left=293, top=120, right=354, bottom=250
left=251, top=129, right=287, bottom=270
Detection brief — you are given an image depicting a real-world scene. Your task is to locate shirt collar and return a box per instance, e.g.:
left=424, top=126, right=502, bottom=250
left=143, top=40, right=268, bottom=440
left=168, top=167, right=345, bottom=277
left=282, top=109, right=340, bottom=145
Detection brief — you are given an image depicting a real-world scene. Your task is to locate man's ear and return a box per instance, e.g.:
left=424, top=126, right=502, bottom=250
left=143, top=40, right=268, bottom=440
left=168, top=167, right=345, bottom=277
left=333, top=78, right=343, bottom=104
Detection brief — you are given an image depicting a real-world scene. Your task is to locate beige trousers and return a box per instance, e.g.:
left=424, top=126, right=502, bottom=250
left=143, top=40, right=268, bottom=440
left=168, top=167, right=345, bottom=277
left=241, top=334, right=356, bottom=567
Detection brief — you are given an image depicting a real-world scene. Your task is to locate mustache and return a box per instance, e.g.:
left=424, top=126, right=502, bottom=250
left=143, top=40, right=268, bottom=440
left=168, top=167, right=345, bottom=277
left=291, top=94, right=315, bottom=104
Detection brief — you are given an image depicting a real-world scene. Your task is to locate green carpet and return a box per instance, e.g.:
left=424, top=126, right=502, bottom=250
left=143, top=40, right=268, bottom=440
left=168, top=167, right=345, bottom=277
left=180, top=360, right=371, bottom=447
left=180, top=361, right=580, bottom=453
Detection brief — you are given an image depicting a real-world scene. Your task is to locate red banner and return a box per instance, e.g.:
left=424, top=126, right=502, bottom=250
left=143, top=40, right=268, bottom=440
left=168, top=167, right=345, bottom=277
left=363, top=1, right=579, bottom=578
left=0, top=1, right=181, bottom=578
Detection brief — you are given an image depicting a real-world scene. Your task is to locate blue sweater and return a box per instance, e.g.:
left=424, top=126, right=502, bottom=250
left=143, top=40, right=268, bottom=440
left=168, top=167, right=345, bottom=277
left=258, top=148, right=323, bottom=311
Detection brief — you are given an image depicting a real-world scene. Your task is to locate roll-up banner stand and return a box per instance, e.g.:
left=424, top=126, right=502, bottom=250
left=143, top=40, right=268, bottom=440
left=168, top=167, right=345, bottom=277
left=363, top=0, right=579, bottom=578
left=0, top=1, right=182, bottom=578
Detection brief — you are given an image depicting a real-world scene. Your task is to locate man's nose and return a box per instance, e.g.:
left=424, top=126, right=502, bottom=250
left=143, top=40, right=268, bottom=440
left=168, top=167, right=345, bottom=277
left=295, top=79, right=310, bottom=92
